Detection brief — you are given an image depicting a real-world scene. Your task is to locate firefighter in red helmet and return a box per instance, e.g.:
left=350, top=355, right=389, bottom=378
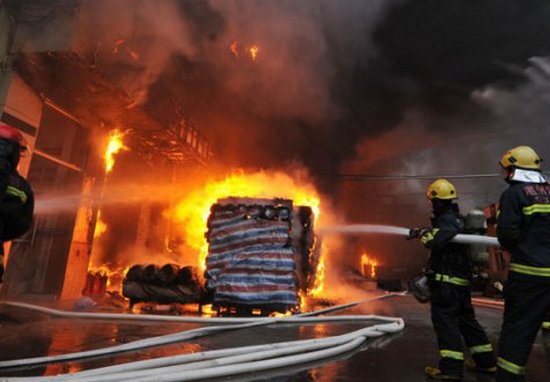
left=0, top=123, right=34, bottom=283
left=495, top=146, right=550, bottom=381
left=410, top=179, right=496, bottom=380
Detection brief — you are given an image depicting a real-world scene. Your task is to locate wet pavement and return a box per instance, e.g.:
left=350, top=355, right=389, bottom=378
left=0, top=294, right=548, bottom=381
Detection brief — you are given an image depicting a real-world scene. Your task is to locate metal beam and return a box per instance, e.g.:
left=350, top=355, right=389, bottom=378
left=33, top=148, right=82, bottom=172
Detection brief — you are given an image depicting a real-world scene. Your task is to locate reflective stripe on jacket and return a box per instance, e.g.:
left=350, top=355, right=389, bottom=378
left=497, top=182, right=550, bottom=276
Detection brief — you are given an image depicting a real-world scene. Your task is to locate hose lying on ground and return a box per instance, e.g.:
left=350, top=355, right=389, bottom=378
left=0, top=294, right=405, bottom=381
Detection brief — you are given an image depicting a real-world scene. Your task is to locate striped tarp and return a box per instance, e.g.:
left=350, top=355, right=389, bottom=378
left=206, top=204, right=298, bottom=307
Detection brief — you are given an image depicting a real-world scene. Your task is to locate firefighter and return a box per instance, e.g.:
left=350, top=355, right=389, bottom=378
left=496, top=145, right=550, bottom=381
left=0, top=123, right=34, bottom=284
left=411, top=179, right=496, bottom=380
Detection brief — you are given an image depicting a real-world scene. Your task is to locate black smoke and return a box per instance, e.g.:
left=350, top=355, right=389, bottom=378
left=73, top=0, right=550, bottom=204
left=137, top=1, right=550, bottom=192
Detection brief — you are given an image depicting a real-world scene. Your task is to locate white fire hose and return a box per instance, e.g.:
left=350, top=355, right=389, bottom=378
left=318, top=224, right=500, bottom=246
left=0, top=293, right=405, bottom=381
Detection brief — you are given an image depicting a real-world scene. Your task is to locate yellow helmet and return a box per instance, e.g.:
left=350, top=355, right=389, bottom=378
left=500, top=145, right=543, bottom=170
left=426, top=178, right=457, bottom=200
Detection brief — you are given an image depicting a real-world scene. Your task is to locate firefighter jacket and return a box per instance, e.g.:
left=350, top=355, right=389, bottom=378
left=0, top=172, right=33, bottom=244
left=497, top=181, right=550, bottom=279
left=422, top=204, right=471, bottom=285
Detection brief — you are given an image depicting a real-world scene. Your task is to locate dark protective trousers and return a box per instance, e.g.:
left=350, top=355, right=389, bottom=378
left=431, top=283, right=496, bottom=376
left=497, top=276, right=550, bottom=381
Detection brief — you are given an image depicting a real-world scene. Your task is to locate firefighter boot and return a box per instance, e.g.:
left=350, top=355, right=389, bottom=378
left=425, top=366, right=462, bottom=381
left=464, top=358, right=496, bottom=374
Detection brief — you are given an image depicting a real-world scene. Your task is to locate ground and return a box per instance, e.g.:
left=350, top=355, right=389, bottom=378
left=0, top=294, right=548, bottom=381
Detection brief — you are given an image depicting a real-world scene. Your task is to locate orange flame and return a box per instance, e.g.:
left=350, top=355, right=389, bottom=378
left=88, top=264, right=129, bottom=292
left=249, top=45, right=259, bottom=62
left=361, top=252, right=378, bottom=279
left=93, top=210, right=107, bottom=239
left=172, top=171, right=321, bottom=273
left=104, top=129, right=129, bottom=174
left=230, top=41, right=239, bottom=57
left=309, top=255, right=325, bottom=297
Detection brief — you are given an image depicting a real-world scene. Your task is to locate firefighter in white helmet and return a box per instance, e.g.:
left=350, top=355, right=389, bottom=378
left=410, top=179, right=496, bottom=380
left=495, top=145, right=550, bottom=381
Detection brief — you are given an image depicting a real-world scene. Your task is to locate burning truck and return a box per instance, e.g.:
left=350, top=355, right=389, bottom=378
left=122, top=196, right=320, bottom=315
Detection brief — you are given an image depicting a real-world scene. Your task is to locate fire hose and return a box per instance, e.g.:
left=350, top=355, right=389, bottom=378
left=318, top=224, right=500, bottom=246
left=0, top=293, right=405, bottom=381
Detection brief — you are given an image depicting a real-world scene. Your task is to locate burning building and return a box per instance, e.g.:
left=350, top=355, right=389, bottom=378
left=0, top=2, right=328, bottom=309
left=0, top=2, right=214, bottom=301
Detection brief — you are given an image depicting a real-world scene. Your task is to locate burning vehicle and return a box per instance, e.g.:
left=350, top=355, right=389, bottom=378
left=121, top=196, right=319, bottom=315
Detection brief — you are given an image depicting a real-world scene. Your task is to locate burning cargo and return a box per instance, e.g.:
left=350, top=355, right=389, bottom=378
left=122, top=264, right=203, bottom=308
left=205, top=197, right=319, bottom=314
left=121, top=196, right=319, bottom=315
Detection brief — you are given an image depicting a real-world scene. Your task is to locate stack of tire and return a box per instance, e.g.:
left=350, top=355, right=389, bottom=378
left=122, top=264, right=205, bottom=307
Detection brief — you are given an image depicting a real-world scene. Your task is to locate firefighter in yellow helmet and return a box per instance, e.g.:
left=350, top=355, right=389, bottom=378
left=495, top=145, right=550, bottom=381
left=410, top=179, right=496, bottom=380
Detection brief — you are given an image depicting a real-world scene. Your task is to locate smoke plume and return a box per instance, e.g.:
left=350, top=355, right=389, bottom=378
left=69, top=1, right=550, bottom=273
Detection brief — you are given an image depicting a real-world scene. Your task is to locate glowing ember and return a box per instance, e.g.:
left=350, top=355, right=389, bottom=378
left=172, top=171, right=321, bottom=273
left=88, top=264, right=128, bottom=292
left=113, top=39, right=125, bottom=54
left=201, top=304, right=216, bottom=317
left=104, top=129, right=129, bottom=173
left=249, top=45, right=259, bottom=62
left=126, top=49, right=140, bottom=61
left=230, top=41, right=239, bottom=57
left=113, top=39, right=140, bottom=61
left=361, top=252, right=378, bottom=279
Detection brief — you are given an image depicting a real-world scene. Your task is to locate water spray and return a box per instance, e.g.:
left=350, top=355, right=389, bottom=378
left=318, top=224, right=500, bottom=246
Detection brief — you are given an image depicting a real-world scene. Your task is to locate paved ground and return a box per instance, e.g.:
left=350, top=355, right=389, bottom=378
left=0, top=294, right=548, bottom=381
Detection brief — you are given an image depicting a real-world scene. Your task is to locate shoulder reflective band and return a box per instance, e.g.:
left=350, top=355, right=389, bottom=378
left=542, top=322, right=550, bottom=330
left=522, top=204, right=550, bottom=215
left=440, top=350, right=464, bottom=360
left=509, top=263, right=550, bottom=277
left=470, top=344, right=493, bottom=354
left=420, top=228, right=439, bottom=245
left=6, top=185, right=27, bottom=204
left=497, top=357, right=525, bottom=375
left=434, top=273, right=471, bottom=286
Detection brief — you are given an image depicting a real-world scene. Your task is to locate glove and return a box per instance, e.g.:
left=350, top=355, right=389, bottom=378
left=407, top=227, right=431, bottom=240
left=411, top=274, right=430, bottom=303
left=410, top=269, right=434, bottom=303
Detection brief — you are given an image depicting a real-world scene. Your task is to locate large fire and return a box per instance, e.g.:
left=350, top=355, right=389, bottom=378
left=90, top=130, right=328, bottom=303
left=172, top=171, right=321, bottom=280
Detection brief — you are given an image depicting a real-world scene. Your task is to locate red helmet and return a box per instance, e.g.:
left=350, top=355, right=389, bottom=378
left=0, top=123, right=27, bottom=152
left=0, top=123, right=23, bottom=143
